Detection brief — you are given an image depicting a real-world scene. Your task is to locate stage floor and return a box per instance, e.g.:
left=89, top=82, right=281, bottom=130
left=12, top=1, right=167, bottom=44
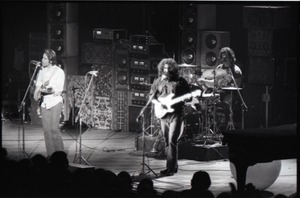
left=1, top=119, right=297, bottom=197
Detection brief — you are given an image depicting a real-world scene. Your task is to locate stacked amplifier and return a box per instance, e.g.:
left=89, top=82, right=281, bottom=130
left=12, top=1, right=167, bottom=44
left=81, top=30, right=165, bottom=132
left=128, top=35, right=164, bottom=133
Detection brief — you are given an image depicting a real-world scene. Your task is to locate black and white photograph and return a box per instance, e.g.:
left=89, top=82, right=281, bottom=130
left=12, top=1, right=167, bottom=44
left=1, top=1, right=298, bottom=198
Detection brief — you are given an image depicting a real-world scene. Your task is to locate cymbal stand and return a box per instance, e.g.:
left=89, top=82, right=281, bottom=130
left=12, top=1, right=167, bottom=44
left=211, top=70, right=221, bottom=142
left=228, top=68, right=248, bottom=130
left=74, top=73, right=95, bottom=165
left=200, top=80, right=220, bottom=144
left=226, top=90, right=235, bottom=130
left=201, top=98, right=214, bottom=144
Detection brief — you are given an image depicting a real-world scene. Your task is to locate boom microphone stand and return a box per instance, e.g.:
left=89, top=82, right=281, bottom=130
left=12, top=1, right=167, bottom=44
left=17, top=61, right=40, bottom=158
left=74, top=72, right=96, bottom=165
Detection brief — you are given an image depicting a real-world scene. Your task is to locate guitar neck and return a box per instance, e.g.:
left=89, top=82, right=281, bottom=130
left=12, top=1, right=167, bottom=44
left=169, top=93, right=192, bottom=106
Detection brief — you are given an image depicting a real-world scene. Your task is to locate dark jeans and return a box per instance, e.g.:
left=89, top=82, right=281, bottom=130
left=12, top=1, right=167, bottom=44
left=41, top=102, right=64, bottom=156
left=160, top=116, right=183, bottom=171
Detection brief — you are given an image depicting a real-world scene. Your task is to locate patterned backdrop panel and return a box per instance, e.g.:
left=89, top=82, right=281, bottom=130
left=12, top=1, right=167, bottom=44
left=94, top=66, right=114, bottom=98
left=67, top=75, right=112, bottom=129
left=93, top=96, right=112, bottom=129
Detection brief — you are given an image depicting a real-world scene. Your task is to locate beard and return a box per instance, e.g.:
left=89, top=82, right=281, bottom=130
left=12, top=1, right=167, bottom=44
left=162, top=71, right=170, bottom=78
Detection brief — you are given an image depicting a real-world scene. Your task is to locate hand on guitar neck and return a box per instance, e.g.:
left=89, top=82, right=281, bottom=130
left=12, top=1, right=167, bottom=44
left=153, top=90, right=201, bottom=119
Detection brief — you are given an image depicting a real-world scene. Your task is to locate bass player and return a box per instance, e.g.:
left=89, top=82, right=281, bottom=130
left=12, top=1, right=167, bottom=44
left=33, top=49, right=65, bottom=157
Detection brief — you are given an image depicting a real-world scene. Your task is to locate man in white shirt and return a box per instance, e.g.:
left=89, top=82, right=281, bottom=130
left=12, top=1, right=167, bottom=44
left=34, top=49, right=65, bottom=157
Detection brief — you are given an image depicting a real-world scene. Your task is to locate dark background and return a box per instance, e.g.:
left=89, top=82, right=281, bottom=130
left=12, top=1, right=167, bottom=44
left=1, top=1, right=298, bottom=129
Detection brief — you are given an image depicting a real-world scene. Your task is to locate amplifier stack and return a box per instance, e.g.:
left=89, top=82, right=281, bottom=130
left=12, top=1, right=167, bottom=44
left=79, top=31, right=166, bottom=132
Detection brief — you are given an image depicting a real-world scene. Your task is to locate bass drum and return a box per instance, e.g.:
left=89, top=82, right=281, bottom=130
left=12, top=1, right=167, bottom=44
left=180, top=105, right=203, bottom=141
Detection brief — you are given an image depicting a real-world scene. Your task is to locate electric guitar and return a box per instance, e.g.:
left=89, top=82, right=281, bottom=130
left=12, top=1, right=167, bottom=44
left=35, top=80, right=54, bottom=105
left=154, top=90, right=201, bottom=119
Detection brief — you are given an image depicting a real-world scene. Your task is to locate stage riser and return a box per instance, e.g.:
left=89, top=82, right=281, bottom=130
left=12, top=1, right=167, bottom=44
left=178, top=143, right=228, bottom=161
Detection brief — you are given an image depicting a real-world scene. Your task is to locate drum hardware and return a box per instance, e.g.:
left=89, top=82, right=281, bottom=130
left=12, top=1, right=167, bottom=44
left=225, top=90, right=235, bottom=131
left=199, top=96, right=222, bottom=145
left=224, top=67, right=248, bottom=130
left=210, top=69, right=222, bottom=142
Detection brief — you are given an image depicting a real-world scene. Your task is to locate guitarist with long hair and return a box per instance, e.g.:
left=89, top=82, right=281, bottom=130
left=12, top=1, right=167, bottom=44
left=149, top=58, right=198, bottom=176
left=33, top=49, right=65, bottom=157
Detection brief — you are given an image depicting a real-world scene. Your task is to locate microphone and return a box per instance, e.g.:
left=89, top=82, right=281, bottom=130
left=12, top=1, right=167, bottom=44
left=87, top=71, right=98, bottom=76
left=31, top=60, right=41, bottom=66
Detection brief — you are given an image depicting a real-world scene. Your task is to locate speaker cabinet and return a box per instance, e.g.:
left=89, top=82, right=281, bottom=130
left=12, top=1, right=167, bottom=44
left=179, top=29, right=201, bottom=65
left=178, top=4, right=216, bottom=66
left=47, top=3, right=78, bottom=58
left=200, top=31, right=230, bottom=69
left=179, top=4, right=216, bottom=30
left=114, top=48, right=129, bottom=90
left=47, top=2, right=78, bottom=23
left=47, top=23, right=78, bottom=57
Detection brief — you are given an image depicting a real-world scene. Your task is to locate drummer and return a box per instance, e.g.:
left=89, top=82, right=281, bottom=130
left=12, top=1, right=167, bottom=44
left=198, top=47, right=242, bottom=126
left=217, top=47, right=242, bottom=126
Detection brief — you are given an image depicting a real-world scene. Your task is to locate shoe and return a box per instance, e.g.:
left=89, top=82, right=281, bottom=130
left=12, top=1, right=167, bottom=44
left=160, top=168, right=169, bottom=175
left=160, top=168, right=177, bottom=176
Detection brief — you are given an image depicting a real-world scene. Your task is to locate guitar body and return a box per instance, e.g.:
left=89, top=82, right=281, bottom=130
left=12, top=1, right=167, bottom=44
left=154, top=90, right=201, bottom=119
left=34, top=80, right=52, bottom=105
left=155, top=93, right=175, bottom=119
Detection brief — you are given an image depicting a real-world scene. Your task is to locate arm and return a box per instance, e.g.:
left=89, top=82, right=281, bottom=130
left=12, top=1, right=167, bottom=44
left=148, top=77, right=159, bottom=104
left=47, top=67, right=65, bottom=96
left=33, top=71, right=42, bottom=101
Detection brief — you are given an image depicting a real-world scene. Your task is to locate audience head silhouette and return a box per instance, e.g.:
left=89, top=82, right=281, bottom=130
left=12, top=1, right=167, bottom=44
left=191, top=170, right=212, bottom=191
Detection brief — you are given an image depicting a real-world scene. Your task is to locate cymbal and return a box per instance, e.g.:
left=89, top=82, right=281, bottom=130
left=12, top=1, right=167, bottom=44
left=178, top=63, right=197, bottom=67
left=197, top=77, right=214, bottom=88
left=221, top=87, right=242, bottom=91
left=201, top=68, right=228, bottom=79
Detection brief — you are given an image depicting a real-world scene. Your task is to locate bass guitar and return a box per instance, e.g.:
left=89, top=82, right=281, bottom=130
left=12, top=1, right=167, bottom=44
left=154, top=90, right=201, bottom=119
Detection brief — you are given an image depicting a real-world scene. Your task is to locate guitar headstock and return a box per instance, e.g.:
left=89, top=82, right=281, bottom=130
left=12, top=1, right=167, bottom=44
left=191, top=89, right=202, bottom=97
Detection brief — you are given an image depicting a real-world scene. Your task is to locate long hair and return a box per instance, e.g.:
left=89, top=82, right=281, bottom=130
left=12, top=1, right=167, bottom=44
left=157, top=58, right=179, bottom=79
left=44, top=49, right=57, bottom=65
left=219, top=47, right=236, bottom=64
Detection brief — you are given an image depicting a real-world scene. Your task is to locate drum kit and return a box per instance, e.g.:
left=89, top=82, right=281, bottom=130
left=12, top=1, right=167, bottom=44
left=178, top=63, right=242, bottom=144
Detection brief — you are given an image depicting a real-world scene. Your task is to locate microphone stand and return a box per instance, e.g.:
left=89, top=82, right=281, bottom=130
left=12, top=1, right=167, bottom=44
left=228, top=68, right=248, bottom=130
left=74, top=73, right=95, bottom=165
left=17, top=61, right=40, bottom=158
left=135, top=92, right=157, bottom=178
